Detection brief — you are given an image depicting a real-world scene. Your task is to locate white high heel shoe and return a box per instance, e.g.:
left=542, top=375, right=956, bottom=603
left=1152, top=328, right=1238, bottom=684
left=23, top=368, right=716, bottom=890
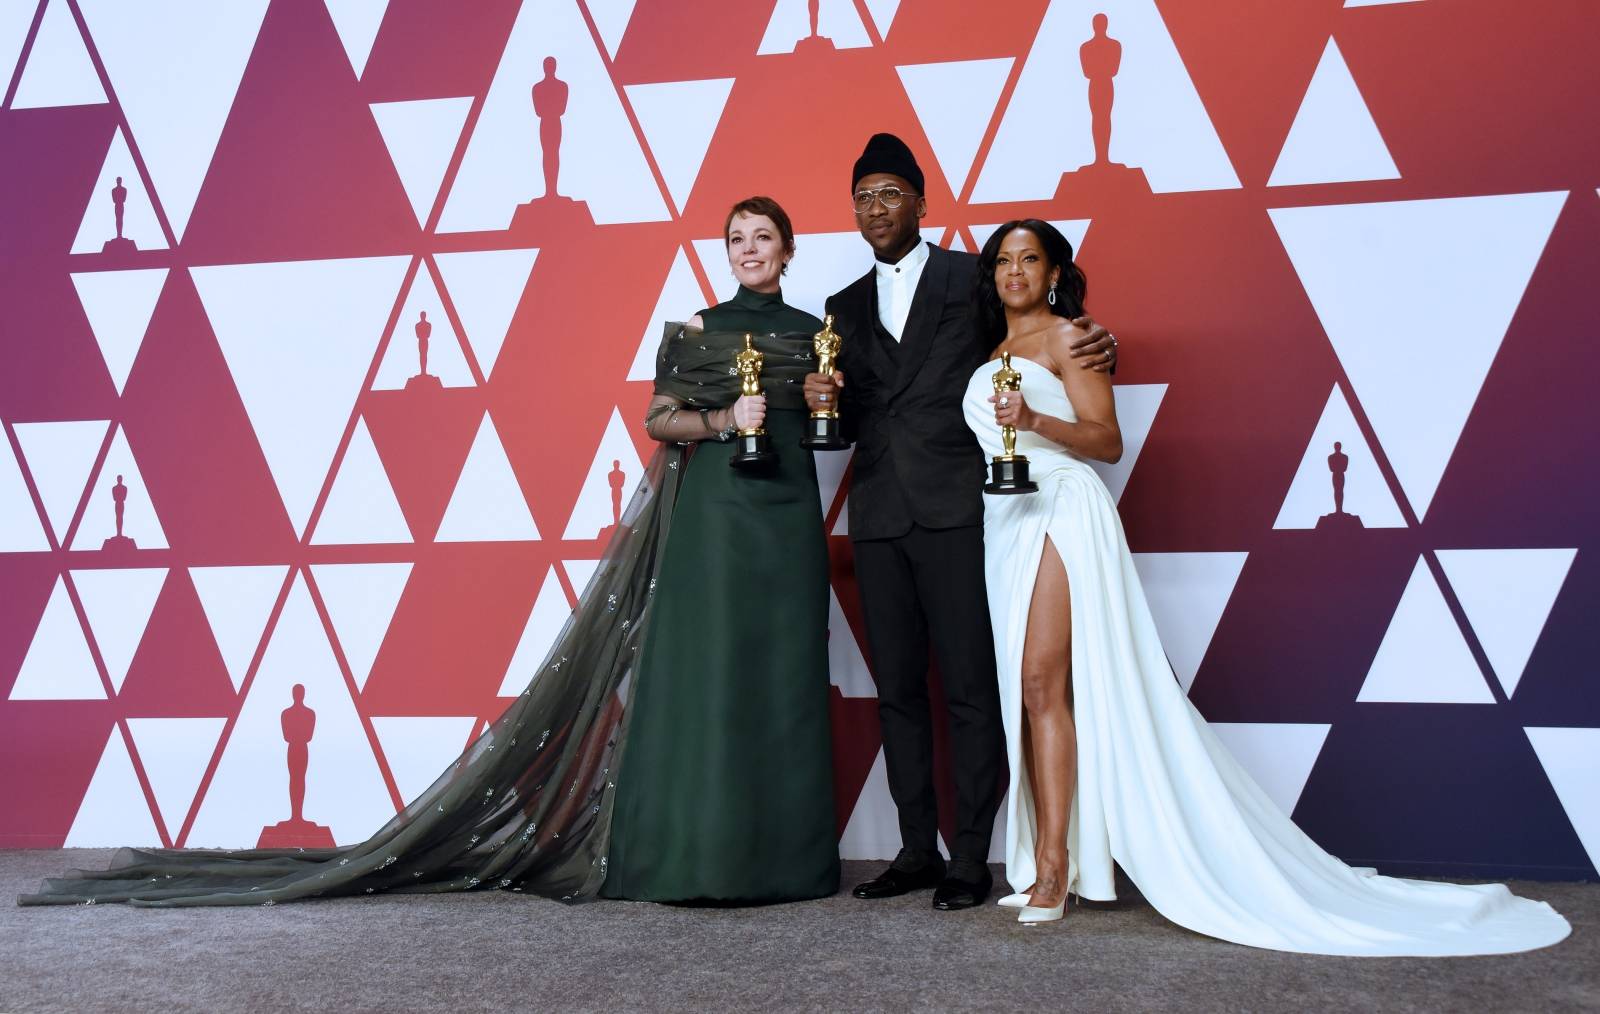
left=1018, top=896, right=1067, bottom=924
left=997, top=892, right=1030, bottom=909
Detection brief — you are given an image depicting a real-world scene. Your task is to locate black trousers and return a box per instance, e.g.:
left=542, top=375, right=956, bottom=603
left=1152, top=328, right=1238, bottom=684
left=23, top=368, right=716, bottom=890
left=853, top=523, right=1005, bottom=861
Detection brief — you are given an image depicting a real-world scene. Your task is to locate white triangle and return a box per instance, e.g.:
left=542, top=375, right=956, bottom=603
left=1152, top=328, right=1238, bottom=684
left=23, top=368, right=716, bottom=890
left=498, top=566, right=573, bottom=696
left=189, top=564, right=289, bottom=692
left=693, top=229, right=941, bottom=320
left=1269, top=39, right=1398, bottom=187
left=372, top=268, right=474, bottom=389
left=587, top=0, right=638, bottom=58
left=70, top=425, right=168, bottom=550
left=369, top=97, right=472, bottom=225
left=310, top=418, right=413, bottom=545
left=10, top=0, right=104, bottom=108
left=310, top=562, right=412, bottom=692
left=432, top=248, right=538, bottom=380
left=839, top=748, right=899, bottom=860
left=1210, top=723, right=1331, bottom=817
left=370, top=715, right=476, bottom=804
left=65, top=730, right=162, bottom=846
left=70, top=268, right=168, bottom=395
left=973, top=219, right=1092, bottom=256
left=12, top=419, right=109, bottom=541
left=8, top=576, right=104, bottom=700
left=758, top=0, right=872, bottom=54
left=562, top=408, right=646, bottom=540
left=435, top=412, right=539, bottom=542
left=0, top=2, right=37, bottom=101
left=436, top=1, right=667, bottom=229
left=815, top=446, right=851, bottom=518
left=562, top=558, right=601, bottom=600
left=1270, top=192, right=1565, bottom=517
left=628, top=247, right=708, bottom=381
left=897, top=59, right=1013, bottom=195
left=71, top=567, right=167, bottom=693
left=323, top=0, right=389, bottom=78
left=1346, top=0, right=1424, bottom=6
left=0, top=435, right=49, bottom=552
left=1273, top=385, right=1406, bottom=529
left=828, top=587, right=875, bottom=699
left=1436, top=548, right=1577, bottom=698
left=624, top=78, right=734, bottom=211
left=971, top=0, right=1240, bottom=199
left=1130, top=552, right=1248, bottom=693
left=126, top=716, right=227, bottom=837
left=1090, top=383, right=1166, bottom=503
left=70, top=129, right=169, bottom=254
left=1525, top=727, right=1600, bottom=875
left=862, top=0, right=902, bottom=39
left=947, top=232, right=967, bottom=253
left=187, top=574, right=394, bottom=847
left=1357, top=556, right=1495, bottom=703
left=191, top=255, right=411, bottom=535
left=78, top=0, right=271, bottom=239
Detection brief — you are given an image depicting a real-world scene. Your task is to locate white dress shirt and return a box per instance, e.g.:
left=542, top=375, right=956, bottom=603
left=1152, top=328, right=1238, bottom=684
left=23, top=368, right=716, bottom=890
left=874, top=241, right=929, bottom=342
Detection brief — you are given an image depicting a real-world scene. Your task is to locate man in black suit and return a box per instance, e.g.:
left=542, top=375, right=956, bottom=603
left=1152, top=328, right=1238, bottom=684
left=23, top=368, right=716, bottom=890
left=806, top=133, right=1116, bottom=910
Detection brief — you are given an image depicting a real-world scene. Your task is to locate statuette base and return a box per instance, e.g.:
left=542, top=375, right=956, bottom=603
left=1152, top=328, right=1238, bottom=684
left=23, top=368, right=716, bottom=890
left=729, top=431, right=777, bottom=470
left=800, top=415, right=850, bottom=451
left=984, top=455, right=1038, bottom=495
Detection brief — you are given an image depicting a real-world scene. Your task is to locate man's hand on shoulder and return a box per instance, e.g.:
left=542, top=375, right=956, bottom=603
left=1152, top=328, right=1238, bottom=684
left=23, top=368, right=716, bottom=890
left=1066, top=316, right=1117, bottom=373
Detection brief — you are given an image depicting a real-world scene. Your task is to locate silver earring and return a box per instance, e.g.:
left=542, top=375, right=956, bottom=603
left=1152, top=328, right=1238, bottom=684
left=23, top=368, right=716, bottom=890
left=1047, top=283, right=1057, bottom=307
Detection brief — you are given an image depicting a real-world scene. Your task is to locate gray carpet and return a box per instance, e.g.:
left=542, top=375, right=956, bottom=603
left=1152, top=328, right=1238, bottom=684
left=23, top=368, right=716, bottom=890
left=2, top=851, right=1595, bottom=1013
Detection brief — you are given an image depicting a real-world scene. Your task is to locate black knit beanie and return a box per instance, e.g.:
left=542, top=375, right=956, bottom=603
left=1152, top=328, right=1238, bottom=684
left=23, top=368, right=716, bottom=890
left=851, top=133, right=925, bottom=195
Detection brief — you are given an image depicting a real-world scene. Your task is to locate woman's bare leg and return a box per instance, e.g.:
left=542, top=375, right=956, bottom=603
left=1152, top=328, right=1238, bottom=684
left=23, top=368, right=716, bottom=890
left=1021, top=537, right=1075, bottom=909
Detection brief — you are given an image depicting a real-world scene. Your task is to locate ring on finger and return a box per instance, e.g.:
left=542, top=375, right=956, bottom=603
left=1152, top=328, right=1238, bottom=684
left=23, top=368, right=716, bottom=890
left=1000, top=396, right=1010, bottom=407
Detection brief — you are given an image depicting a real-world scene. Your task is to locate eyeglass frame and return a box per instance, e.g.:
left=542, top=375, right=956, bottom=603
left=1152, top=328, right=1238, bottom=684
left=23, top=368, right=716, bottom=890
left=852, top=186, right=921, bottom=212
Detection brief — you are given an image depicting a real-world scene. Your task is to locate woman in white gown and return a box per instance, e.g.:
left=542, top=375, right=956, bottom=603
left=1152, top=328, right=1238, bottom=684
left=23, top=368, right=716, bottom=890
left=961, top=219, right=1570, bottom=954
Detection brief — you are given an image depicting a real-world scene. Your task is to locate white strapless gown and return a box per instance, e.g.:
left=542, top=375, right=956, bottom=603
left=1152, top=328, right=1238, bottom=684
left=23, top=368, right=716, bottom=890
left=962, top=357, right=1569, bottom=955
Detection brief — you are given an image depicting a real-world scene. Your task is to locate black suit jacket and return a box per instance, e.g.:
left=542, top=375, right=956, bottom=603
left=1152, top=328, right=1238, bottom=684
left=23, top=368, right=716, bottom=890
left=826, top=243, right=989, bottom=541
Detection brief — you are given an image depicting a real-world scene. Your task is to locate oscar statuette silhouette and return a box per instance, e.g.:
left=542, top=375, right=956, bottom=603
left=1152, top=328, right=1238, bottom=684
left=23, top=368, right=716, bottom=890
left=794, top=0, right=835, bottom=53
left=512, top=56, right=594, bottom=232
left=100, top=474, right=137, bottom=551
left=405, top=310, right=444, bottom=392
left=1315, top=440, right=1364, bottom=531
left=1055, top=13, right=1151, bottom=200
left=257, top=684, right=337, bottom=848
left=102, top=176, right=137, bottom=255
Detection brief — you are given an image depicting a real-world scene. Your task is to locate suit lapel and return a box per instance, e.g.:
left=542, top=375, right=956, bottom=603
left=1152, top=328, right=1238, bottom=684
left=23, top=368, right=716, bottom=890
left=891, top=245, right=947, bottom=397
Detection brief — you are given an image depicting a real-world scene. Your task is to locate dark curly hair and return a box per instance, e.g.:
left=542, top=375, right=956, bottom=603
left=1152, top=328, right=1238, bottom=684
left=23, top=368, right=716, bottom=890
left=972, top=220, right=1087, bottom=349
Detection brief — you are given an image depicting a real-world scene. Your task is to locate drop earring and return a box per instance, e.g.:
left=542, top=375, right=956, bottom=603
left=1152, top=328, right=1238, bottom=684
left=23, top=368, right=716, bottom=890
left=1047, top=283, right=1058, bottom=307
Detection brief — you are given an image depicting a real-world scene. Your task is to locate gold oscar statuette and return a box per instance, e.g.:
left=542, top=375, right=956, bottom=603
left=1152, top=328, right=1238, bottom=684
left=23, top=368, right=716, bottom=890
left=800, top=313, right=850, bottom=450
left=729, top=333, right=777, bottom=470
left=983, top=350, right=1039, bottom=494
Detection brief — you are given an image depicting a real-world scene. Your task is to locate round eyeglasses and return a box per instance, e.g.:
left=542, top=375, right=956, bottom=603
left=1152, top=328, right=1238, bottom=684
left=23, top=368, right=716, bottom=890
left=852, top=186, right=919, bottom=213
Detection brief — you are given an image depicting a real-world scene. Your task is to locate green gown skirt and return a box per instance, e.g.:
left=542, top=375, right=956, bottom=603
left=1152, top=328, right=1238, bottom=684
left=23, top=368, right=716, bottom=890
left=602, top=407, right=840, bottom=902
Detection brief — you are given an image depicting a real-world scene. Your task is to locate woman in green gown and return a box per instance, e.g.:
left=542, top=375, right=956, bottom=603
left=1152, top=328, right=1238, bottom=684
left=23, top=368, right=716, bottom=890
left=603, top=197, right=839, bottom=902
left=20, top=197, right=839, bottom=909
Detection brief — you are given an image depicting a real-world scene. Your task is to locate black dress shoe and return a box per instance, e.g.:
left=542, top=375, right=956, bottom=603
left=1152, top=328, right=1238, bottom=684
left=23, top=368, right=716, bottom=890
left=932, top=860, right=993, bottom=911
left=852, top=850, right=946, bottom=899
